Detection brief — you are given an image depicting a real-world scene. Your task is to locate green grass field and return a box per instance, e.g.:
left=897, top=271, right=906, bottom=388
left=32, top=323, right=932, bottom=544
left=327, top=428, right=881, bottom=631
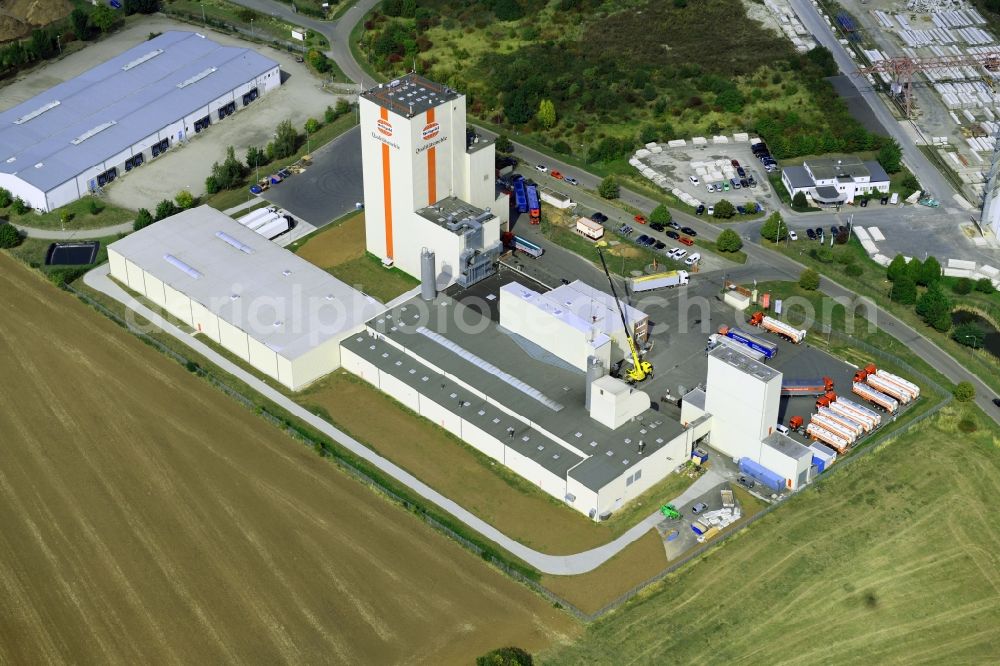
left=547, top=403, right=1000, bottom=663
left=1, top=196, right=133, bottom=230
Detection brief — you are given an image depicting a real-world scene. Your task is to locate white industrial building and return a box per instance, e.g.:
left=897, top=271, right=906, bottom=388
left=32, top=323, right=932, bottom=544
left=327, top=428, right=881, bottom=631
left=781, top=157, right=890, bottom=205
left=683, top=346, right=812, bottom=491
left=108, top=206, right=383, bottom=391
left=339, top=277, right=711, bottom=520
left=0, top=31, right=280, bottom=212
left=359, top=73, right=509, bottom=288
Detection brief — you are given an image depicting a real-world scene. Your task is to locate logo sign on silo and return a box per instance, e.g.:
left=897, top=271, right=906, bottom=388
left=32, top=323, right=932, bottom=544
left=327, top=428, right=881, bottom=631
left=422, top=122, right=440, bottom=141
left=377, top=118, right=393, bottom=136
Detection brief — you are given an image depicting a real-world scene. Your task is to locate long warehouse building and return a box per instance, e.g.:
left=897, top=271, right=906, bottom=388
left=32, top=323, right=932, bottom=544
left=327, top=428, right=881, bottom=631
left=108, top=206, right=384, bottom=391
left=0, top=30, right=280, bottom=212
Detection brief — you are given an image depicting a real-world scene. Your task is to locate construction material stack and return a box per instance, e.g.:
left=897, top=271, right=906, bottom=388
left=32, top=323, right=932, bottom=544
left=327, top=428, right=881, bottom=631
left=749, top=311, right=807, bottom=343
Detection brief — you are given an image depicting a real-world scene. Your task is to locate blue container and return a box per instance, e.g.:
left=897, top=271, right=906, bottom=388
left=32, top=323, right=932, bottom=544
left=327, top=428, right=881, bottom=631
left=811, top=455, right=826, bottom=474
left=738, top=457, right=785, bottom=492
left=691, top=522, right=707, bottom=535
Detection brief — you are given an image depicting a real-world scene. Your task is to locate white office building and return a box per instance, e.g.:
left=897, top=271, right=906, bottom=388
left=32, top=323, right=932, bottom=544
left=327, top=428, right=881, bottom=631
left=0, top=31, right=280, bottom=212
left=781, top=156, right=890, bottom=205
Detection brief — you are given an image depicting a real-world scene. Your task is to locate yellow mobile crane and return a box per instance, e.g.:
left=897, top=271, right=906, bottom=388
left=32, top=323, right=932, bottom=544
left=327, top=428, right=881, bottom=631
left=596, top=244, right=652, bottom=383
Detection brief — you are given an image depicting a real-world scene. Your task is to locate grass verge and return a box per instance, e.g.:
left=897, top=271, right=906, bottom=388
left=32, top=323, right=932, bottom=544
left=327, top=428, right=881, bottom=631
left=2, top=196, right=133, bottom=230
left=545, top=402, right=1000, bottom=662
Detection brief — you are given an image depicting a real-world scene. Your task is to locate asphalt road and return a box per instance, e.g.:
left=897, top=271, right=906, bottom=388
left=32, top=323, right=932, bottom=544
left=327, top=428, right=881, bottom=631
left=787, top=0, right=963, bottom=209
left=261, top=126, right=363, bottom=227
left=228, top=0, right=380, bottom=89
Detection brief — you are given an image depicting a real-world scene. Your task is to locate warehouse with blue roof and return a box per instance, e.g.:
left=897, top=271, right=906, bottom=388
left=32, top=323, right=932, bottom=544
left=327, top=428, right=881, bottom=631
left=0, top=31, right=280, bottom=212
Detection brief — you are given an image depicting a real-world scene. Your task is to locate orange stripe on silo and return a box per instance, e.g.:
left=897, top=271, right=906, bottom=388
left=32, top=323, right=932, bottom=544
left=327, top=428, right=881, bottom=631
left=380, top=107, right=393, bottom=259
left=426, top=107, right=436, bottom=205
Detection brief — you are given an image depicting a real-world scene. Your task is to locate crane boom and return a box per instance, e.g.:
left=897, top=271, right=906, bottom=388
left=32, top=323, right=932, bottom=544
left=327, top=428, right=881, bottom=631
left=596, top=247, right=652, bottom=383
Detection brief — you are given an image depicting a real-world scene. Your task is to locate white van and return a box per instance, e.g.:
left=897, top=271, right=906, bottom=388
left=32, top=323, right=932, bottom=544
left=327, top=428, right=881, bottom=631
left=689, top=175, right=700, bottom=186
left=889, top=192, right=899, bottom=205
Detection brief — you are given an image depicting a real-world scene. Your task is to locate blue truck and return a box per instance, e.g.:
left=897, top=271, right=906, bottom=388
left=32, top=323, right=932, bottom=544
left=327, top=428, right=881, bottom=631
left=725, top=328, right=778, bottom=359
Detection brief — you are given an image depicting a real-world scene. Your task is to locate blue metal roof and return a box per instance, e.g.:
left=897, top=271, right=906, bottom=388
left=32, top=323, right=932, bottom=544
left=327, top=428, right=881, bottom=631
left=0, top=31, right=278, bottom=192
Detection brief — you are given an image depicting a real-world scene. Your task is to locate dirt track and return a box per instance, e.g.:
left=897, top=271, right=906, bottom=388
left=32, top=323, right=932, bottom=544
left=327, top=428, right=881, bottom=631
left=0, top=255, right=576, bottom=664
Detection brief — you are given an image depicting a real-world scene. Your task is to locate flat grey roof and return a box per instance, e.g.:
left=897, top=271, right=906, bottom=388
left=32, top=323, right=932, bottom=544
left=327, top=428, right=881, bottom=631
left=814, top=185, right=844, bottom=202
left=782, top=165, right=814, bottom=189
left=108, top=206, right=383, bottom=360
left=359, top=289, right=688, bottom=492
left=806, top=156, right=869, bottom=182
left=0, top=31, right=278, bottom=192
left=416, top=196, right=490, bottom=231
left=762, top=431, right=812, bottom=461
left=709, top=345, right=780, bottom=382
left=863, top=160, right=890, bottom=183
left=361, top=73, right=461, bottom=118
left=683, top=388, right=706, bottom=410
left=341, top=333, right=584, bottom=479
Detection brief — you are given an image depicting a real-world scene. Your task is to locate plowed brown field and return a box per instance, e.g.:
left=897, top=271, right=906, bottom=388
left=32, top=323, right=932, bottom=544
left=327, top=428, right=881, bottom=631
left=0, top=255, right=577, bottom=664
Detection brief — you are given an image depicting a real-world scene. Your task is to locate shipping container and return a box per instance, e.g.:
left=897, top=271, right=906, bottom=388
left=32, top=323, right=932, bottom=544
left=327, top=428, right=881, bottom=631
left=708, top=333, right=768, bottom=362
left=725, top=328, right=778, bottom=359
left=738, top=457, right=785, bottom=493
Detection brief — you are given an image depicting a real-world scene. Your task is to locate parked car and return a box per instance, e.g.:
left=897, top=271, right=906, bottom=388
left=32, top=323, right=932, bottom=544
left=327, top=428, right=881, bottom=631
left=636, top=234, right=651, bottom=245
left=737, top=205, right=746, bottom=215
left=723, top=181, right=730, bottom=191
left=748, top=178, right=757, bottom=188
left=737, top=476, right=756, bottom=489
left=806, top=228, right=816, bottom=240
left=654, top=240, right=666, bottom=250
left=672, top=248, right=688, bottom=259
left=880, top=195, right=889, bottom=205
left=707, top=205, right=715, bottom=216
left=814, top=227, right=825, bottom=240
left=830, top=225, right=839, bottom=236
left=736, top=166, right=746, bottom=177
left=550, top=170, right=563, bottom=179
left=859, top=198, right=869, bottom=207
left=535, top=164, right=547, bottom=173
left=667, top=221, right=681, bottom=230
left=993, top=398, right=1000, bottom=408
left=789, top=230, right=798, bottom=241
left=635, top=214, right=647, bottom=225
left=740, top=178, right=749, bottom=188
left=679, top=236, right=695, bottom=246
left=295, top=55, right=305, bottom=63
left=564, top=176, right=579, bottom=185
left=707, top=183, right=715, bottom=193
left=681, top=226, right=697, bottom=237
left=838, top=225, right=848, bottom=235
left=650, top=222, right=665, bottom=232
left=730, top=178, right=741, bottom=190
left=730, top=159, right=740, bottom=168
left=689, top=175, right=701, bottom=186
left=591, top=212, right=608, bottom=223
left=691, top=502, right=708, bottom=514
left=695, top=204, right=705, bottom=215
left=666, top=230, right=680, bottom=239
left=684, top=252, right=701, bottom=266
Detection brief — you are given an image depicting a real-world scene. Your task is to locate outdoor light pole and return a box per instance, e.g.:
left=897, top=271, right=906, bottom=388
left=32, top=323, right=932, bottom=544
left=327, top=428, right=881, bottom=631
left=250, top=18, right=255, bottom=40
left=201, top=2, right=206, bottom=25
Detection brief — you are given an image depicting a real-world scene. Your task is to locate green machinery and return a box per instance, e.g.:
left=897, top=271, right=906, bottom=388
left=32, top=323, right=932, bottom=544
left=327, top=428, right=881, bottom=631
left=595, top=244, right=653, bottom=383
left=659, top=503, right=681, bottom=519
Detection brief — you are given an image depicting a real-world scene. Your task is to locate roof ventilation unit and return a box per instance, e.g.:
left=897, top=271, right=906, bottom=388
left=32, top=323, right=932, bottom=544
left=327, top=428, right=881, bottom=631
left=14, top=100, right=60, bottom=125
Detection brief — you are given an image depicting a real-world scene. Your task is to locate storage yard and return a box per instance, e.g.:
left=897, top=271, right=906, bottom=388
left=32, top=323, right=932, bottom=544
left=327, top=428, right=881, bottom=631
left=0, top=255, right=576, bottom=664
left=630, top=135, right=777, bottom=212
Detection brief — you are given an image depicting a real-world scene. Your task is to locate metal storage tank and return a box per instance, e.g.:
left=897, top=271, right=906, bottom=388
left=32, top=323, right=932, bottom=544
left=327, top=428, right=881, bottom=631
left=420, top=248, right=436, bottom=301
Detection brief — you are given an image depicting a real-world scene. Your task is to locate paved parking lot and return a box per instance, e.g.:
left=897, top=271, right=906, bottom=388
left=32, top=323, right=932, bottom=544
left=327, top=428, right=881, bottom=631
left=259, top=126, right=363, bottom=228
left=640, top=142, right=778, bottom=212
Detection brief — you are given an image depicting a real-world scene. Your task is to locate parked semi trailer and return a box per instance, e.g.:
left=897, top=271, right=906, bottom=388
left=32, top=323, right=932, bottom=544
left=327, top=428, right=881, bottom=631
left=781, top=376, right=834, bottom=396
left=817, top=406, right=864, bottom=438
left=866, top=374, right=913, bottom=404
left=810, top=413, right=858, bottom=444
left=749, top=311, right=807, bottom=343
left=708, top=333, right=768, bottom=362
left=853, top=382, right=899, bottom=413
left=513, top=177, right=527, bottom=213
left=630, top=270, right=689, bottom=292
left=806, top=422, right=851, bottom=453
left=513, top=235, right=544, bottom=258
left=526, top=183, right=541, bottom=224
left=828, top=401, right=876, bottom=432
left=875, top=369, right=920, bottom=400
left=832, top=397, right=882, bottom=428
left=719, top=325, right=778, bottom=359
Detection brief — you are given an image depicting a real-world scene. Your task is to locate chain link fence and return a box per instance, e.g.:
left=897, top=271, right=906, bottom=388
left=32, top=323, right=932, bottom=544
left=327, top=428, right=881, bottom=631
left=65, top=281, right=953, bottom=623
